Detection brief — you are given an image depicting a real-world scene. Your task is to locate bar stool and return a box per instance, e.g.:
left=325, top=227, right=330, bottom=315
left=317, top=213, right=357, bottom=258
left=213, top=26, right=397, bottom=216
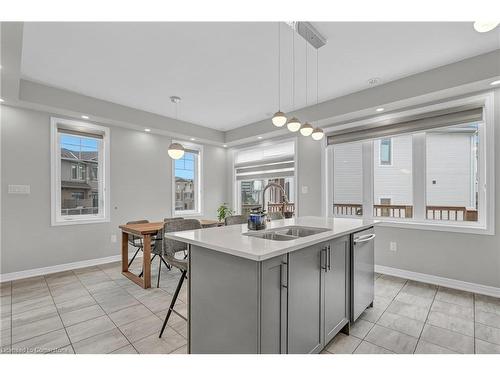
left=224, top=214, right=247, bottom=226
left=158, top=219, right=202, bottom=338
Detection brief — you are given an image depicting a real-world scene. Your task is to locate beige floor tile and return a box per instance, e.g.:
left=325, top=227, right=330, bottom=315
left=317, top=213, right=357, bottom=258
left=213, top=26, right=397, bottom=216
left=1, top=328, right=11, bottom=347
left=55, top=294, right=96, bottom=314
left=60, top=304, right=105, bottom=327
left=136, top=289, right=173, bottom=313
left=431, top=299, right=473, bottom=320
left=475, top=338, right=500, bottom=354
left=51, top=287, right=91, bottom=305
left=133, top=328, right=186, bottom=354
left=386, top=300, right=429, bottom=322
left=48, top=345, right=75, bottom=354
left=325, top=333, right=361, bottom=354
left=364, top=324, right=417, bottom=354
left=120, top=314, right=162, bottom=343
left=414, top=340, right=458, bottom=354
left=400, top=281, right=437, bottom=299
left=475, top=309, right=500, bottom=329
left=73, top=328, right=129, bottom=354
left=0, top=316, right=11, bottom=331
left=394, top=292, right=433, bottom=309
left=11, top=288, right=51, bottom=303
left=349, top=319, right=374, bottom=339
left=475, top=294, right=500, bottom=314
left=12, top=304, right=58, bottom=327
left=359, top=296, right=392, bottom=323
left=353, top=340, right=393, bottom=354
left=66, top=315, right=115, bottom=343
left=435, top=287, right=473, bottom=308
left=374, top=278, right=404, bottom=299
left=475, top=322, right=500, bottom=346
left=108, top=304, right=155, bottom=327
left=427, top=311, right=474, bottom=336
left=11, top=328, right=70, bottom=354
left=169, top=319, right=187, bottom=339
left=171, top=345, right=187, bottom=354
left=111, top=344, right=138, bottom=354
left=420, top=324, right=474, bottom=353
left=94, top=291, right=140, bottom=314
left=377, top=311, right=424, bottom=338
left=11, top=315, right=63, bottom=344
left=11, top=295, right=54, bottom=315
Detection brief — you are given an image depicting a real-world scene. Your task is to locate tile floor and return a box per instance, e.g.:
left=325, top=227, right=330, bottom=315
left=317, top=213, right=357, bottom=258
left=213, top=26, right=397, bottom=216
left=322, top=273, right=500, bottom=354
left=1, top=263, right=500, bottom=354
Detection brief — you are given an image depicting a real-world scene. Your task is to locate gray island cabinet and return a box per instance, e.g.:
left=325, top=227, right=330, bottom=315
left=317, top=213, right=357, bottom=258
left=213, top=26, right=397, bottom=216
left=165, top=216, right=377, bottom=354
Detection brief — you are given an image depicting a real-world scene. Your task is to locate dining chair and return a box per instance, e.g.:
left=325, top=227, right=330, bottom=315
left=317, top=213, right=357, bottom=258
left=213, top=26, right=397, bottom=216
left=224, top=214, right=248, bottom=226
left=126, top=219, right=154, bottom=268
left=159, top=218, right=202, bottom=338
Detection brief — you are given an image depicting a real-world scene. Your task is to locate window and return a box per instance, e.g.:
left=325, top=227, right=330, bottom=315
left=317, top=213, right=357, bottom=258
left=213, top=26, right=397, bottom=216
left=234, top=140, right=296, bottom=216
left=373, top=135, right=413, bottom=218
left=425, top=124, right=479, bottom=222
left=173, top=144, right=201, bottom=215
left=51, top=118, right=110, bottom=225
left=328, top=94, right=493, bottom=234
left=379, top=138, right=392, bottom=165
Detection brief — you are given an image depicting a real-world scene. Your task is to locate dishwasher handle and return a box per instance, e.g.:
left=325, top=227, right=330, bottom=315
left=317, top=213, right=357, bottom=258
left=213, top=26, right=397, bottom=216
left=353, top=233, right=376, bottom=244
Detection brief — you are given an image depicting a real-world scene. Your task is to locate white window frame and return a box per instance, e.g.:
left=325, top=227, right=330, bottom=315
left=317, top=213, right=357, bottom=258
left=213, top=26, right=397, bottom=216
left=50, top=117, right=110, bottom=226
left=171, top=141, right=203, bottom=217
left=326, top=92, right=495, bottom=235
left=231, top=138, right=298, bottom=215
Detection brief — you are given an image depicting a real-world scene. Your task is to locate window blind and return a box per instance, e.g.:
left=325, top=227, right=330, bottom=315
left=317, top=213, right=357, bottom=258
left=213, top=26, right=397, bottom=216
left=327, top=106, right=483, bottom=145
left=58, top=127, right=104, bottom=139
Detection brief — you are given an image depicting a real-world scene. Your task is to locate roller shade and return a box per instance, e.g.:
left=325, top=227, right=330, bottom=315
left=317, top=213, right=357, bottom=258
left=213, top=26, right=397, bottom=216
left=58, top=127, right=104, bottom=139
left=327, top=106, right=483, bottom=145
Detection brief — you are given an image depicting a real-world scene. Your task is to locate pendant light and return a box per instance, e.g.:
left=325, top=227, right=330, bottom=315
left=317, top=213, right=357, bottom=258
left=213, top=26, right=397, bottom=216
left=311, top=48, right=324, bottom=141
left=168, top=96, right=185, bottom=160
left=272, top=23, right=287, bottom=127
left=300, top=36, right=313, bottom=137
left=287, top=27, right=301, bottom=132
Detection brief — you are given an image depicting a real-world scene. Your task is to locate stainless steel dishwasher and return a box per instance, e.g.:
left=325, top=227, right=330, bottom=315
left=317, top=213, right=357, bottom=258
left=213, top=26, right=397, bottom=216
left=350, top=227, right=375, bottom=322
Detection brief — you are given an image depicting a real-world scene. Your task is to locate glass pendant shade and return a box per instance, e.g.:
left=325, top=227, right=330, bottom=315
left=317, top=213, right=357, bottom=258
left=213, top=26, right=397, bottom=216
left=473, top=21, right=499, bottom=33
left=272, top=111, right=287, bottom=127
left=287, top=117, right=301, bottom=132
left=311, top=128, right=324, bottom=141
left=299, top=122, right=313, bottom=136
left=168, top=142, right=185, bottom=159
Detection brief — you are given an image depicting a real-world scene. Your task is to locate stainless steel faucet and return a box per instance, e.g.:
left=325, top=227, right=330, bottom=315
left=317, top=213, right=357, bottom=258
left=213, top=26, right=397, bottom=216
left=262, top=182, right=289, bottom=221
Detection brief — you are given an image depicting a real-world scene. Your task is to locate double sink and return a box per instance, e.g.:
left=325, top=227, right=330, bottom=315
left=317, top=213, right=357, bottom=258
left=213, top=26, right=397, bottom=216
left=243, top=225, right=330, bottom=241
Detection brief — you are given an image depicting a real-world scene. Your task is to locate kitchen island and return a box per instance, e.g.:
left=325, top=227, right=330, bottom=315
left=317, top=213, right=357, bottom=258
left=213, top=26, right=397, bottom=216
left=164, top=216, right=378, bottom=354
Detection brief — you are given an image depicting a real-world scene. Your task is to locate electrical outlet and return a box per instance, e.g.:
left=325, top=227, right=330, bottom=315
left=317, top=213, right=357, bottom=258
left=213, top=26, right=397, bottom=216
left=111, top=234, right=117, bottom=243
left=301, top=186, right=309, bottom=194
left=8, top=184, right=30, bottom=194
left=390, top=242, right=397, bottom=252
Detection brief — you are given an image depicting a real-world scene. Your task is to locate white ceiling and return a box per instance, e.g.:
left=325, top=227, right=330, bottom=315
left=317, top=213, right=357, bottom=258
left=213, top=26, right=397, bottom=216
left=21, top=22, right=500, bottom=131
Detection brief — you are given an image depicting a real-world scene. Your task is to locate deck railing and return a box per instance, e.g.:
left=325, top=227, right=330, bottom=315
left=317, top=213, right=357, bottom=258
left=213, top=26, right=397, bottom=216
left=334, top=203, right=478, bottom=222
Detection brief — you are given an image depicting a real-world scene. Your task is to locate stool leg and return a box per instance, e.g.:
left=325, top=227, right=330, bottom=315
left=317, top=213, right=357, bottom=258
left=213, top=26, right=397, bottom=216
left=159, top=270, right=187, bottom=338
left=157, top=257, right=162, bottom=288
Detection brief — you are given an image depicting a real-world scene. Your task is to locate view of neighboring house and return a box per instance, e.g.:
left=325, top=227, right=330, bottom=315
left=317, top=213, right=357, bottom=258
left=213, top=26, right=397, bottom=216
left=175, top=177, right=195, bottom=210
left=60, top=136, right=100, bottom=215
left=334, top=124, right=478, bottom=221
left=240, top=177, right=294, bottom=215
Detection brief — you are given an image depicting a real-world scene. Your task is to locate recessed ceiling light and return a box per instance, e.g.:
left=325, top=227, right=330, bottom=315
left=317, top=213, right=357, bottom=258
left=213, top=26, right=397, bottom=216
left=490, top=80, right=500, bottom=86
left=473, top=21, right=499, bottom=33
left=0, top=98, right=4, bottom=103
left=223, top=144, right=228, bottom=148
left=190, top=138, right=196, bottom=141
left=144, top=128, right=151, bottom=132
left=376, top=107, right=385, bottom=112
left=258, top=136, right=263, bottom=139
left=81, top=115, right=89, bottom=119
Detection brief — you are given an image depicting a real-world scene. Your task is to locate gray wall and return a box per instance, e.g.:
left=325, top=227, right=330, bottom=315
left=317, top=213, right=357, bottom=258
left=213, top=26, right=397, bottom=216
left=1, top=105, right=228, bottom=274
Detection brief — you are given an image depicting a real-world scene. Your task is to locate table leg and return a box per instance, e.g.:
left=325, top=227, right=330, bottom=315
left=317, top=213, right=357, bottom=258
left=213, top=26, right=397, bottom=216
left=142, top=234, right=152, bottom=289
left=122, top=231, right=129, bottom=272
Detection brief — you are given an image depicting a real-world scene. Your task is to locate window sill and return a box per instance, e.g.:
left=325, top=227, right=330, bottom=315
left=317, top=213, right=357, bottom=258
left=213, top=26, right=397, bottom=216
left=52, top=217, right=110, bottom=226
left=173, top=211, right=203, bottom=218
left=376, top=218, right=494, bottom=235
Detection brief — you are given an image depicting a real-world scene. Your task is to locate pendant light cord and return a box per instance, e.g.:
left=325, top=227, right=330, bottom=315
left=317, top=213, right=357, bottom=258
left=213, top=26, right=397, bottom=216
left=278, top=22, right=281, bottom=111
left=292, top=27, right=295, bottom=111
left=305, top=37, right=308, bottom=107
left=316, top=48, right=319, bottom=105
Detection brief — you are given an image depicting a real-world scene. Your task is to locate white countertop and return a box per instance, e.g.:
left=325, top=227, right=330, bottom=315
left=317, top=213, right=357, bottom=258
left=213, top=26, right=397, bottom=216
left=164, top=216, right=378, bottom=261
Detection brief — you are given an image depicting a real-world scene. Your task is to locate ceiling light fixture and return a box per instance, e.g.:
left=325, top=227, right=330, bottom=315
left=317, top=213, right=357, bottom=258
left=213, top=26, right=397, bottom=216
left=376, top=107, right=385, bottom=112
left=311, top=128, right=324, bottom=141
left=144, top=128, right=151, bottom=132
left=168, top=96, right=185, bottom=160
left=258, top=136, right=263, bottom=139
left=473, top=21, right=499, bottom=33
left=190, top=138, right=196, bottom=141
left=81, top=115, right=89, bottom=119
left=287, top=28, right=301, bottom=132
left=272, top=23, right=288, bottom=128
left=0, top=98, right=4, bottom=103
left=223, top=144, right=228, bottom=148
left=490, top=80, right=500, bottom=86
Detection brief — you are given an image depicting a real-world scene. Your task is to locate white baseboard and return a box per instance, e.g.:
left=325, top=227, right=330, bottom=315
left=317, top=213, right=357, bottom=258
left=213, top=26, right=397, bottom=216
left=0, top=254, right=130, bottom=282
left=375, top=264, right=500, bottom=298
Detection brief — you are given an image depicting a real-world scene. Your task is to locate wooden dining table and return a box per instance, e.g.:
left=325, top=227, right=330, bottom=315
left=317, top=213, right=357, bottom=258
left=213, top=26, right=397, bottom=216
left=119, top=219, right=221, bottom=289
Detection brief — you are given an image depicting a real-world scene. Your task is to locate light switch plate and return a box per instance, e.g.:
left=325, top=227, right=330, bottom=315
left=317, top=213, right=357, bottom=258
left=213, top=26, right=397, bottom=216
left=8, top=185, right=31, bottom=194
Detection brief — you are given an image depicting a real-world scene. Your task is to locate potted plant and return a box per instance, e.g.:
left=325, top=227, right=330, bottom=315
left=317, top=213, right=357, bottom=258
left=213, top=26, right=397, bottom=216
left=217, top=203, right=234, bottom=223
